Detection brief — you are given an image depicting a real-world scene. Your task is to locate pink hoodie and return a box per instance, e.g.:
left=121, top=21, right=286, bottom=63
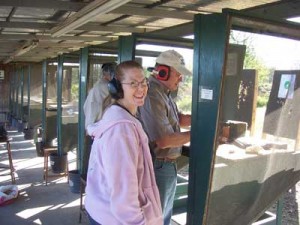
left=85, top=105, right=163, bottom=225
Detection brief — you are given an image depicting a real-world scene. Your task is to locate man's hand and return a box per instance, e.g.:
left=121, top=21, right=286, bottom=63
left=156, top=131, right=190, bottom=149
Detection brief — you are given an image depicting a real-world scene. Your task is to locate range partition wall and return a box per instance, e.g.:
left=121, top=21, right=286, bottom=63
left=61, top=55, right=80, bottom=157
left=42, top=59, right=58, bottom=147
left=9, top=64, right=43, bottom=133
left=22, top=66, right=29, bottom=127
left=78, top=47, right=89, bottom=175
left=78, top=47, right=117, bottom=174
left=188, top=12, right=300, bottom=225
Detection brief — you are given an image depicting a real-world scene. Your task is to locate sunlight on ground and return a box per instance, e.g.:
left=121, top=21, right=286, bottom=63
left=10, top=140, right=34, bottom=144
left=33, top=218, right=42, bottom=225
left=16, top=206, right=52, bottom=219
left=62, top=198, right=81, bottom=208
left=49, top=203, right=65, bottom=210
left=17, top=183, right=32, bottom=191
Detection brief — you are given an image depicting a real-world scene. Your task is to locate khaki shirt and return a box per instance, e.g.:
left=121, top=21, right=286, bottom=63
left=138, top=76, right=181, bottom=158
left=83, top=78, right=109, bottom=129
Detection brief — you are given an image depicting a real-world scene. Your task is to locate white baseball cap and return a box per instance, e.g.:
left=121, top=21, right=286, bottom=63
left=156, top=50, right=192, bottom=76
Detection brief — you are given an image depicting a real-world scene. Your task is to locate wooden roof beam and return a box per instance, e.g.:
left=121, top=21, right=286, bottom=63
left=0, top=0, right=87, bottom=11
left=111, top=6, right=194, bottom=20
left=0, top=34, right=113, bottom=42
left=0, top=21, right=153, bottom=33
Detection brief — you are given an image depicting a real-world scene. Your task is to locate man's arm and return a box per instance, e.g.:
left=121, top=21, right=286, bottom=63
left=139, top=90, right=190, bottom=149
left=179, top=113, right=191, bottom=127
left=156, top=131, right=190, bottom=149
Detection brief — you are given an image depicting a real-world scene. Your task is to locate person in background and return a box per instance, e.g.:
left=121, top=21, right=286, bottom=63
left=85, top=61, right=163, bottom=225
left=138, top=50, right=192, bottom=225
left=83, top=62, right=116, bottom=129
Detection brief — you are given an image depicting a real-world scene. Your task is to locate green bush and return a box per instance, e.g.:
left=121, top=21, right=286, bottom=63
left=257, top=96, right=268, bottom=107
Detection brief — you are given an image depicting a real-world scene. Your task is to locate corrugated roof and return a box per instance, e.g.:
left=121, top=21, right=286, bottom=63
left=0, top=0, right=298, bottom=63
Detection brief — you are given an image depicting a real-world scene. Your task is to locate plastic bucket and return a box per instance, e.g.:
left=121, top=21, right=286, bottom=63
left=50, top=153, right=68, bottom=173
left=11, top=118, right=17, bottom=128
left=68, top=170, right=81, bottom=194
left=17, top=120, right=23, bottom=132
left=24, top=128, right=34, bottom=140
left=35, top=141, right=44, bottom=157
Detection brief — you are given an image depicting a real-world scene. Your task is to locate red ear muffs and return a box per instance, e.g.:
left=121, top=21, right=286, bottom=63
left=156, top=65, right=170, bottom=81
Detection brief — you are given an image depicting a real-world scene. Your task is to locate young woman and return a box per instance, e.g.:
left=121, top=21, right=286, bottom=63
left=85, top=61, right=163, bottom=225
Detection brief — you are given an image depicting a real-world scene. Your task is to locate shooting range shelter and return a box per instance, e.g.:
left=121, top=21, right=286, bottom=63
left=0, top=1, right=300, bottom=225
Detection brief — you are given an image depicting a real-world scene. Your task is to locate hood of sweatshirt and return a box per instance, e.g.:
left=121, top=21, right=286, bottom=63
left=86, top=105, right=136, bottom=139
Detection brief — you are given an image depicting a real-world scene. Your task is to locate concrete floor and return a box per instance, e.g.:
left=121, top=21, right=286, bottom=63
left=0, top=128, right=184, bottom=225
left=0, top=129, right=89, bottom=225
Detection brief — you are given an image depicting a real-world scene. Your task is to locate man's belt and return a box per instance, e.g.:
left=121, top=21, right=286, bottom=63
left=156, top=157, right=177, bottom=163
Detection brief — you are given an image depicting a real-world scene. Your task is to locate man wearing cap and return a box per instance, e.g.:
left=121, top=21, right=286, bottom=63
left=84, top=62, right=116, bottom=129
left=138, top=50, right=191, bottom=225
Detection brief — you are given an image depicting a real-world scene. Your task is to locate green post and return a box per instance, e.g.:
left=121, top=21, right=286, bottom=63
left=187, top=13, right=230, bottom=225
left=27, top=65, right=31, bottom=121
left=42, top=60, right=47, bottom=142
left=118, top=35, right=136, bottom=63
left=20, top=67, right=24, bottom=121
left=11, top=70, right=15, bottom=117
left=57, top=55, right=64, bottom=156
left=9, top=68, right=14, bottom=116
left=9, top=72, right=12, bottom=118
left=78, top=47, right=89, bottom=174
left=276, top=196, right=283, bottom=225
left=15, top=69, right=20, bottom=119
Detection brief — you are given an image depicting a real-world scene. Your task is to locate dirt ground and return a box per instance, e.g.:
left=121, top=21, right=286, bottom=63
left=255, top=107, right=300, bottom=224
left=268, top=182, right=300, bottom=225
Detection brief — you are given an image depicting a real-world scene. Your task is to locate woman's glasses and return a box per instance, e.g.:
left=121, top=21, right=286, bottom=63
left=121, top=78, right=149, bottom=88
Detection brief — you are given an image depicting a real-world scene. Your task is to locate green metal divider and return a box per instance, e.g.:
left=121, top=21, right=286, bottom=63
left=118, top=35, right=136, bottom=62
left=20, top=67, right=24, bottom=121
left=11, top=69, right=15, bottom=117
left=276, top=196, right=283, bottom=225
left=27, top=65, right=31, bottom=120
left=15, top=70, right=20, bottom=120
left=78, top=47, right=89, bottom=174
left=9, top=68, right=13, bottom=117
left=57, top=55, right=64, bottom=156
left=42, top=60, right=47, bottom=141
left=187, top=13, right=230, bottom=225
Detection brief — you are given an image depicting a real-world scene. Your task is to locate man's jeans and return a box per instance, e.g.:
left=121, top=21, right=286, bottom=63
left=154, top=159, right=177, bottom=225
left=87, top=212, right=101, bottom=225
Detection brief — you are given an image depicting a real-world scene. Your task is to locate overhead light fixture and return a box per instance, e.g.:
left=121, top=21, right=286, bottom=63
left=51, top=0, right=131, bottom=37
left=3, top=40, right=39, bottom=64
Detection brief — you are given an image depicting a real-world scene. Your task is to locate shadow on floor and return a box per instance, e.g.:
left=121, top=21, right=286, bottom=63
left=0, top=128, right=88, bottom=225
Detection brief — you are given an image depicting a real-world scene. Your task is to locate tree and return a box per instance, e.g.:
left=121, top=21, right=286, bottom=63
left=230, top=31, right=273, bottom=107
